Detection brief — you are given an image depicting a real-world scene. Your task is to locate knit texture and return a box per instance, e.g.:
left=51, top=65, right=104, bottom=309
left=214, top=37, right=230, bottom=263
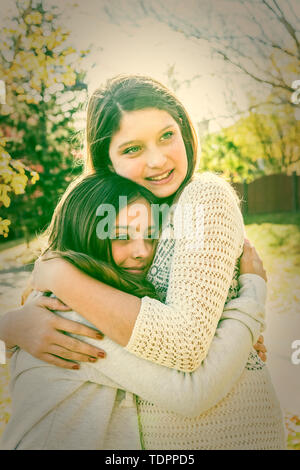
left=126, top=173, right=285, bottom=449
left=126, top=173, right=246, bottom=371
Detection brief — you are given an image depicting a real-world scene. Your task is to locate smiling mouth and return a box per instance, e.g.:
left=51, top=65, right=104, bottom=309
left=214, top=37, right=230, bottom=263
left=146, top=169, right=174, bottom=182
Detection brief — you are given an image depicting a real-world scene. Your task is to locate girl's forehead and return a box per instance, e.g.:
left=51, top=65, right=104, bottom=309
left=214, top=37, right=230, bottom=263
left=116, top=108, right=178, bottom=136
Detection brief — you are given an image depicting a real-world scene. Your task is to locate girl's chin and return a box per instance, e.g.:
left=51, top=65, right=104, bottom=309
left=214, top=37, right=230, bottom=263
left=147, top=180, right=180, bottom=199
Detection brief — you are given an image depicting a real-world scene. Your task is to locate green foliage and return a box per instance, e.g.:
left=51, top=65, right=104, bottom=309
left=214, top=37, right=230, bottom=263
left=200, top=132, right=263, bottom=183
left=200, top=104, right=300, bottom=182
left=0, top=138, right=39, bottom=237
left=0, top=0, right=89, bottom=240
left=226, top=107, right=300, bottom=176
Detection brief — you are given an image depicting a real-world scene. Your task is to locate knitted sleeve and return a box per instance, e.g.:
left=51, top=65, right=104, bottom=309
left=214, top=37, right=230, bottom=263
left=125, top=174, right=245, bottom=372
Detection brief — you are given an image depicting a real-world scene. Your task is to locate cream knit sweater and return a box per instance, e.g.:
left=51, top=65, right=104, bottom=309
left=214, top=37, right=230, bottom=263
left=124, top=173, right=285, bottom=449
left=125, top=173, right=249, bottom=370
left=0, top=173, right=285, bottom=449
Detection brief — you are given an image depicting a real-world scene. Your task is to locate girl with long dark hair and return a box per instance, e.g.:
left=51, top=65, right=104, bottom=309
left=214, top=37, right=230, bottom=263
left=0, top=75, right=285, bottom=449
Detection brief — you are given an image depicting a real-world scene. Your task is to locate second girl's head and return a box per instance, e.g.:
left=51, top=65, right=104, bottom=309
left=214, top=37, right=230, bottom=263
left=86, top=74, right=198, bottom=200
left=46, top=173, right=160, bottom=298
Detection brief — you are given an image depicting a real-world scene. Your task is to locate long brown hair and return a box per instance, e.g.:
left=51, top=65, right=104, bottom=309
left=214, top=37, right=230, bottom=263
left=85, top=74, right=199, bottom=203
left=44, top=172, right=161, bottom=300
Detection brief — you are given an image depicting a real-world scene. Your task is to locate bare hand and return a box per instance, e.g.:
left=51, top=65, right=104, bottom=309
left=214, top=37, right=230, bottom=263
left=253, top=335, right=267, bottom=362
left=6, top=294, right=106, bottom=369
left=240, top=239, right=267, bottom=282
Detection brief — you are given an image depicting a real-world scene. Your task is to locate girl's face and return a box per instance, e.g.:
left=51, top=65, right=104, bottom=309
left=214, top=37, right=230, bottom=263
left=109, top=108, right=188, bottom=199
left=111, top=198, right=157, bottom=275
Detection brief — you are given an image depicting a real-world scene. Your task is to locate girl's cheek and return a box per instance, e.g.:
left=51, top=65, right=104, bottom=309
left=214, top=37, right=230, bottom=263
left=170, top=137, right=185, bottom=155
left=111, top=243, right=125, bottom=266
left=115, top=160, right=142, bottom=181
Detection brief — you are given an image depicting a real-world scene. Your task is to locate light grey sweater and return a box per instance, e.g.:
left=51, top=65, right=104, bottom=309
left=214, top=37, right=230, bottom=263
left=0, top=275, right=268, bottom=450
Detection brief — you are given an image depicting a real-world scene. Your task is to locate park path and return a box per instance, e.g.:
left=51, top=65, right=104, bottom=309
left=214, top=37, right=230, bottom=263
left=0, top=263, right=299, bottom=417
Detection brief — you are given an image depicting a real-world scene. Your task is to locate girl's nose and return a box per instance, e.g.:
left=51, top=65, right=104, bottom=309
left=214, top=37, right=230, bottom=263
left=146, top=147, right=167, bottom=169
left=132, top=239, right=151, bottom=260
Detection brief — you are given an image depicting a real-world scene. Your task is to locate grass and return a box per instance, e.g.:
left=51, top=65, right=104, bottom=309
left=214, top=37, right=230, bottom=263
left=244, top=212, right=300, bottom=324
left=245, top=212, right=300, bottom=450
left=0, top=211, right=299, bottom=449
left=244, top=211, right=300, bottom=226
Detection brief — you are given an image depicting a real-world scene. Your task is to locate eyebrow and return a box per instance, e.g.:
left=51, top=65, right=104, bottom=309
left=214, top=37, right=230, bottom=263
left=118, top=124, right=175, bottom=150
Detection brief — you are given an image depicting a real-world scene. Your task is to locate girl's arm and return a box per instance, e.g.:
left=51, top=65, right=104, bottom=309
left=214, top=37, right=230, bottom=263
left=0, top=296, right=106, bottom=368
left=52, top=274, right=266, bottom=417
left=32, top=174, right=245, bottom=372
left=8, top=274, right=265, bottom=422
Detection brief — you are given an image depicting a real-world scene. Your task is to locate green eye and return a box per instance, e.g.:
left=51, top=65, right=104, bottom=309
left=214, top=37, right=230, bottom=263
left=123, top=145, right=141, bottom=155
left=160, top=131, right=174, bottom=141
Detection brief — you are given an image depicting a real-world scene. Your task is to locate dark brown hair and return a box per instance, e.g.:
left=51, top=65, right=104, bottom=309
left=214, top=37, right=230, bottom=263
left=44, top=173, right=160, bottom=299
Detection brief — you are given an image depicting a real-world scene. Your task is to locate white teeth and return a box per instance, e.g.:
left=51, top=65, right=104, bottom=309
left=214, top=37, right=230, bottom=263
left=148, top=170, right=172, bottom=181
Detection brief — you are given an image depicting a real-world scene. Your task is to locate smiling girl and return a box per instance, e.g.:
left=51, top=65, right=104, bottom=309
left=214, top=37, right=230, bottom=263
left=1, top=172, right=269, bottom=449
left=0, top=75, right=285, bottom=449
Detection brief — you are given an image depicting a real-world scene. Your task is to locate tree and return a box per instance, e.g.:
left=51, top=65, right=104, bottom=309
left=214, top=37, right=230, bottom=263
left=0, top=137, right=38, bottom=237
left=200, top=132, right=262, bottom=183
left=0, top=0, right=89, bottom=240
left=103, top=0, right=299, bottom=121
left=129, top=0, right=300, bottom=107
left=201, top=104, right=300, bottom=181
left=228, top=107, right=300, bottom=174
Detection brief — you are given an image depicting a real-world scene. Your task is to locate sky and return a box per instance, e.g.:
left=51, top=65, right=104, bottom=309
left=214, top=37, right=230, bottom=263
left=0, top=0, right=285, bottom=132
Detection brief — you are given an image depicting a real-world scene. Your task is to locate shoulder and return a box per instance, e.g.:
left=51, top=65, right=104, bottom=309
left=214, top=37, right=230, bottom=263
left=175, top=172, right=245, bottom=248
left=177, top=172, right=241, bottom=209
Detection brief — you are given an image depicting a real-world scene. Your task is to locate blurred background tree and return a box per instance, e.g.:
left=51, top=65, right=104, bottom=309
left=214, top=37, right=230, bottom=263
left=0, top=138, right=38, bottom=238
left=201, top=103, right=300, bottom=182
left=0, top=0, right=89, bottom=240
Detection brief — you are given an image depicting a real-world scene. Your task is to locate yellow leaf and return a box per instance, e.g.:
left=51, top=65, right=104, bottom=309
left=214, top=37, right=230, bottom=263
left=45, top=13, right=54, bottom=21
left=0, top=217, right=11, bottom=237
left=31, top=172, right=39, bottom=184
left=0, top=184, right=11, bottom=207
left=25, top=12, right=42, bottom=25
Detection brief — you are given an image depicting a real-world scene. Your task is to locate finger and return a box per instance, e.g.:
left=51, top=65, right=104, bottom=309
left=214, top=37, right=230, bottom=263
left=52, top=316, right=104, bottom=340
left=21, top=286, right=34, bottom=305
left=37, top=296, right=71, bottom=311
left=258, top=335, right=264, bottom=343
left=48, top=344, right=99, bottom=363
left=243, top=240, right=252, bottom=251
left=258, top=352, right=267, bottom=362
left=254, top=343, right=267, bottom=353
left=53, top=331, right=106, bottom=359
left=40, top=353, right=81, bottom=370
